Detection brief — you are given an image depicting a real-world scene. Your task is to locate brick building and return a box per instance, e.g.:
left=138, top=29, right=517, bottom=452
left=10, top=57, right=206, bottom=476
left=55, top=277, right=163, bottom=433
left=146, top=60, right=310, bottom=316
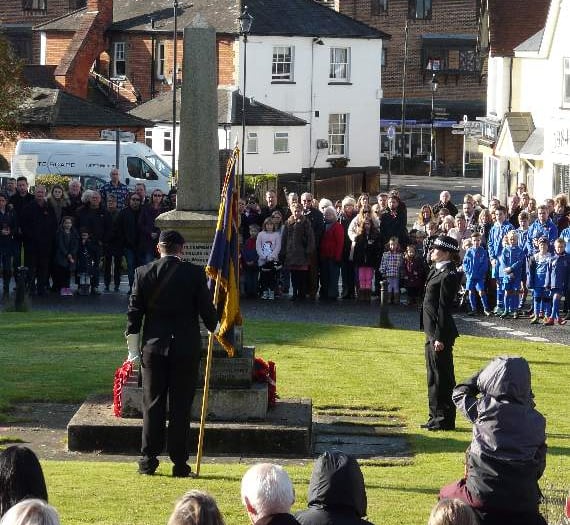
left=0, top=0, right=86, bottom=63
left=317, top=0, right=486, bottom=174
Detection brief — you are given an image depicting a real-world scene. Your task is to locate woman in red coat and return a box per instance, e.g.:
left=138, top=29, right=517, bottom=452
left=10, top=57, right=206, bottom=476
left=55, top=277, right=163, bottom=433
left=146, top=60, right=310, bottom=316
left=319, top=206, right=344, bottom=300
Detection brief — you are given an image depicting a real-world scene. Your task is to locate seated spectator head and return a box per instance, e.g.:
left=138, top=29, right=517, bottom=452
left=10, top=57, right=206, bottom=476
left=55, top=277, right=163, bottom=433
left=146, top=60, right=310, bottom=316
left=0, top=499, right=59, bottom=525
left=167, top=490, right=224, bottom=525
left=241, top=463, right=295, bottom=523
left=319, top=198, right=333, bottom=214
left=0, top=447, right=48, bottom=518
left=299, top=451, right=367, bottom=522
left=427, top=499, right=478, bottom=525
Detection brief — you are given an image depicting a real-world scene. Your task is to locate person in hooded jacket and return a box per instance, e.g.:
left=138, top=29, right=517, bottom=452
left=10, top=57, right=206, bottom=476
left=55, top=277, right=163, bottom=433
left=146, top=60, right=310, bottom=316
left=296, top=451, right=374, bottom=525
left=439, top=356, right=547, bottom=525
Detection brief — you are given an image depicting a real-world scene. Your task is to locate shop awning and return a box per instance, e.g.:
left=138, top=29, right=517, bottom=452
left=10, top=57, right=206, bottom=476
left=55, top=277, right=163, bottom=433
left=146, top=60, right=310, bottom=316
left=380, top=98, right=485, bottom=126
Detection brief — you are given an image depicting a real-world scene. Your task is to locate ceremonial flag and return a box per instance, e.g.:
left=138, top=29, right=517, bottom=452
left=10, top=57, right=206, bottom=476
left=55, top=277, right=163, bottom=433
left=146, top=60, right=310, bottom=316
left=205, top=147, right=242, bottom=357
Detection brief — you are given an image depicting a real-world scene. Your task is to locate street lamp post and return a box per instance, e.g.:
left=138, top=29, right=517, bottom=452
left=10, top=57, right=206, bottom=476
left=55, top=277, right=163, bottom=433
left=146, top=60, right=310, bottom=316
left=429, top=73, right=438, bottom=177
left=172, top=0, right=179, bottom=181
left=238, top=6, right=253, bottom=198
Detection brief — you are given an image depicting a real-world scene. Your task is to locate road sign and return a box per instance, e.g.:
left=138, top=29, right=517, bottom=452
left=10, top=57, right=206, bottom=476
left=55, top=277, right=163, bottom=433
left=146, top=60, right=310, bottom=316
left=451, top=123, right=465, bottom=129
left=451, top=130, right=466, bottom=135
left=387, top=125, right=396, bottom=140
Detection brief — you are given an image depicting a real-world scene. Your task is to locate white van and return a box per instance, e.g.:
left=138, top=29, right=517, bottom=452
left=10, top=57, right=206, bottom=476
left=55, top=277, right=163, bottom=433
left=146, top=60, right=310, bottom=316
left=11, top=139, right=172, bottom=193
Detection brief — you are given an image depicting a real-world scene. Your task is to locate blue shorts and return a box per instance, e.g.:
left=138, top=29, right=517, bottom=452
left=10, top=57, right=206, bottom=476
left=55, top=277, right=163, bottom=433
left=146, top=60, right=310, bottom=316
left=465, top=278, right=486, bottom=292
left=532, top=287, right=549, bottom=299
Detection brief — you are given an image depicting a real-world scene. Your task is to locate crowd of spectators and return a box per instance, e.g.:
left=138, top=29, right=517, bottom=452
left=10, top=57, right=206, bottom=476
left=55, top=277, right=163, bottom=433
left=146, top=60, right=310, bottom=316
left=1, top=173, right=568, bottom=323
left=239, top=186, right=570, bottom=324
left=0, top=172, right=177, bottom=298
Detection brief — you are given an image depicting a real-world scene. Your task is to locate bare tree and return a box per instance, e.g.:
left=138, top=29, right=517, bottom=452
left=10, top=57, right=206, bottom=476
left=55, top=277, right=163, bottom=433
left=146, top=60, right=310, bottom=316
left=0, top=35, right=28, bottom=143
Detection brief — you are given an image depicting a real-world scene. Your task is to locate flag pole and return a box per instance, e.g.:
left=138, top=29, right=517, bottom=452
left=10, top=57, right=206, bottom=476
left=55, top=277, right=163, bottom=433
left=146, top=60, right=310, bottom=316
left=194, top=275, right=222, bottom=477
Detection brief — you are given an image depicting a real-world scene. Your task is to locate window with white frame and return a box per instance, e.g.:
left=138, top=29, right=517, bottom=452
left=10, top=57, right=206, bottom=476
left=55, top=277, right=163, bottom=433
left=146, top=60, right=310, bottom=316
left=329, top=48, right=350, bottom=81
left=247, top=132, right=258, bottom=154
left=563, top=57, right=570, bottom=108
left=328, top=114, right=348, bottom=156
left=163, top=130, right=172, bottom=153
left=156, top=42, right=166, bottom=79
left=113, top=42, right=126, bottom=77
left=272, top=46, right=293, bottom=81
left=274, top=132, right=289, bottom=153
left=145, top=129, right=153, bottom=148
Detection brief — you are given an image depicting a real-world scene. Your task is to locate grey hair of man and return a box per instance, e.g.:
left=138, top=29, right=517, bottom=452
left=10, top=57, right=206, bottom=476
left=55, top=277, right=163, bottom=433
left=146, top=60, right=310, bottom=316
left=81, top=189, right=94, bottom=204
left=0, top=498, right=60, bottom=525
left=241, top=463, right=295, bottom=521
left=342, top=196, right=356, bottom=207
left=319, top=198, right=333, bottom=210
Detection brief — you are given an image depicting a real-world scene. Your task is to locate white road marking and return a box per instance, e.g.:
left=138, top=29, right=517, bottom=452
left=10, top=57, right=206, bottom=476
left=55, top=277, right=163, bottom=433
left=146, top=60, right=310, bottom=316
left=491, top=326, right=513, bottom=331
left=405, top=184, right=419, bottom=187
left=459, top=317, right=480, bottom=322
left=524, top=336, right=550, bottom=342
left=509, top=331, right=531, bottom=336
left=477, top=322, right=496, bottom=327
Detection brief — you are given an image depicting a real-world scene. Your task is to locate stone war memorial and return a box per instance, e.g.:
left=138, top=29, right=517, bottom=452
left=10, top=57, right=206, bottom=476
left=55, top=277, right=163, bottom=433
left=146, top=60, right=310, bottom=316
left=67, top=17, right=312, bottom=457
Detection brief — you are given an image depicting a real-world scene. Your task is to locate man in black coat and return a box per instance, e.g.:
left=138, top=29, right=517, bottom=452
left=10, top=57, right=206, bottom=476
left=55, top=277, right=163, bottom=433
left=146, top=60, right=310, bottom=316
left=420, top=235, right=461, bottom=431
left=125, top=230, right=219, bottom=477
left=19, top=185, right=57, bottom=295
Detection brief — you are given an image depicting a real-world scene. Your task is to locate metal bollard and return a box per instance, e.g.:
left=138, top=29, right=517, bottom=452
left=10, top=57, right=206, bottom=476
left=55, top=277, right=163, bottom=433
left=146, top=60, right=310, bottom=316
left=378, top=280, right=392, bottom=328
left=14, top=266, right=29, bottom=312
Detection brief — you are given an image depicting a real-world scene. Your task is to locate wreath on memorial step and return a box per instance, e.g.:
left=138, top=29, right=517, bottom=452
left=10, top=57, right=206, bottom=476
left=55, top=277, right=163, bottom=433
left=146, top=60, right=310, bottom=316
left=113, top=360, right=134, bottom=417
left=253, top=357, right=278, bottom=407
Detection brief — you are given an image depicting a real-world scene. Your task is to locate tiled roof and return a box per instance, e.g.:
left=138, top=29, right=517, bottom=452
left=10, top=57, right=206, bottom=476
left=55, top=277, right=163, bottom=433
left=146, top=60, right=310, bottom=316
left=245, top=0, right=389, bottom=39
left=129, top=88, right=307, bottom=127
left=487, top=0, right=550, bottom=57
left=35, top=0, right=388, bottom=39
left=18, top=87, right=152, bottom=128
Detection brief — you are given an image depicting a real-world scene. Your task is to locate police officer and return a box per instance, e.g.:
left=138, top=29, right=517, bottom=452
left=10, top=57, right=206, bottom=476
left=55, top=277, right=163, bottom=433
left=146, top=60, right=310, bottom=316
left=420, top=235, right=461, bottom=431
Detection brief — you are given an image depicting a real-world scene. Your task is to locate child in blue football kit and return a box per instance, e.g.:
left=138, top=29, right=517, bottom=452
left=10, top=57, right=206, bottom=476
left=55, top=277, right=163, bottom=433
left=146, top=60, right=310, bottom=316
left=544, top=238, right=569, bottom=326
left=527, top=237, right=553, bottom=324
left=487, top=206, right=514, bottom=313
left=516, top=211, right=531, bottom=311
left=498, top=230, right=524, bottom=318
left=463, top=232, right=491, bottom=315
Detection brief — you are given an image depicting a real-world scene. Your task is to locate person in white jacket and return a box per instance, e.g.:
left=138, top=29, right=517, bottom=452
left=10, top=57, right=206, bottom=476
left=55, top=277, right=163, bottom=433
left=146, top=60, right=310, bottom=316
left=256, top=218, right=282, bottom=300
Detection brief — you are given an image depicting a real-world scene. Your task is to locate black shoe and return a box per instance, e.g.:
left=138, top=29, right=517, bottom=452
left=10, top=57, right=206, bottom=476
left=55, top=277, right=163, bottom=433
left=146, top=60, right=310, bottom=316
left=172, top=463, right=194, bottom=478
left=420, top=422, right=434, bottom=429
left=138, top=457, right=159, bottom=475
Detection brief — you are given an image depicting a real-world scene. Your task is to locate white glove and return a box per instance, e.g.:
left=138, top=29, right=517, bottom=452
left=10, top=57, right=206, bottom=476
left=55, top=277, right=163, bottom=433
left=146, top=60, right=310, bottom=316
left=209, top=322, right=221, bottom=336
left=126, top=333, right=140, bottom=362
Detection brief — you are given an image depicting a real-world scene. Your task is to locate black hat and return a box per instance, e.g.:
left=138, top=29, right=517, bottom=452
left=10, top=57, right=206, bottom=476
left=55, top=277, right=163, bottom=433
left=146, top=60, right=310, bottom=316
left=158, top=230, right=185, bottom=245
left=433, top=235, right=459, bottom=253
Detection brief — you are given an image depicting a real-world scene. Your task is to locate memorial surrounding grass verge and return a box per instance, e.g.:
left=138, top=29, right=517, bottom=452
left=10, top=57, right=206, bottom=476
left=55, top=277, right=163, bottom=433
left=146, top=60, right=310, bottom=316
left=0, top=312, right=568, bottom=525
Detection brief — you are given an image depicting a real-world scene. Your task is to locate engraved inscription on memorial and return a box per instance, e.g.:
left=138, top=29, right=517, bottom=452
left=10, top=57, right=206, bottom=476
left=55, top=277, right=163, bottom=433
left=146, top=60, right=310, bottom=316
left=182, top=241, right=212, bottom=265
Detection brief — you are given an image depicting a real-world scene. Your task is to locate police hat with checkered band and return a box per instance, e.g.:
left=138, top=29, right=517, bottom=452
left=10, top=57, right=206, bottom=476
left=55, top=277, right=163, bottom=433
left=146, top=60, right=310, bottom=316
left=432, top=235, right=459, bottom=253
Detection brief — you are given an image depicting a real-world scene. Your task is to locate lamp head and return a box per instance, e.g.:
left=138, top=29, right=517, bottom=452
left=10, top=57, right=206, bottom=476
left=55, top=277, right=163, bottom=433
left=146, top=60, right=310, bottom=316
left=431, top=74, right=438, bottom=92
left=238, top=6, right=253, bottom=34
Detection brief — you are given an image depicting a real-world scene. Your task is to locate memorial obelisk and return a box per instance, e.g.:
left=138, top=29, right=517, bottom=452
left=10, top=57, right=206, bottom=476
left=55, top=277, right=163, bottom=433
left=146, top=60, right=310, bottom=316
left=156, top=15, right=220, bottom=262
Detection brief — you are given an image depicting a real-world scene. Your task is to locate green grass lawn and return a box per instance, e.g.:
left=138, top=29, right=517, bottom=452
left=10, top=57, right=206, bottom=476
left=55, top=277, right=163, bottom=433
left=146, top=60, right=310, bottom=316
left=1, top=312, right=569, bottom=525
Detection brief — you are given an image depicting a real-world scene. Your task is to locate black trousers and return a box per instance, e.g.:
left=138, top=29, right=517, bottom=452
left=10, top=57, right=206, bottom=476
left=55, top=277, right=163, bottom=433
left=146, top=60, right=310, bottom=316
left=141, top=346, right=200, bottom=465
left=424, top=339, right=456, bottom=429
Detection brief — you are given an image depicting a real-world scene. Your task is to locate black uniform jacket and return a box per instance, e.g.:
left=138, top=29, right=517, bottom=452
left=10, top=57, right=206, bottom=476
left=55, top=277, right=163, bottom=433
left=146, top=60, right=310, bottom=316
left=420, top=263, right=460, bottom=345
left=126, top=256, right=218, bottom=356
